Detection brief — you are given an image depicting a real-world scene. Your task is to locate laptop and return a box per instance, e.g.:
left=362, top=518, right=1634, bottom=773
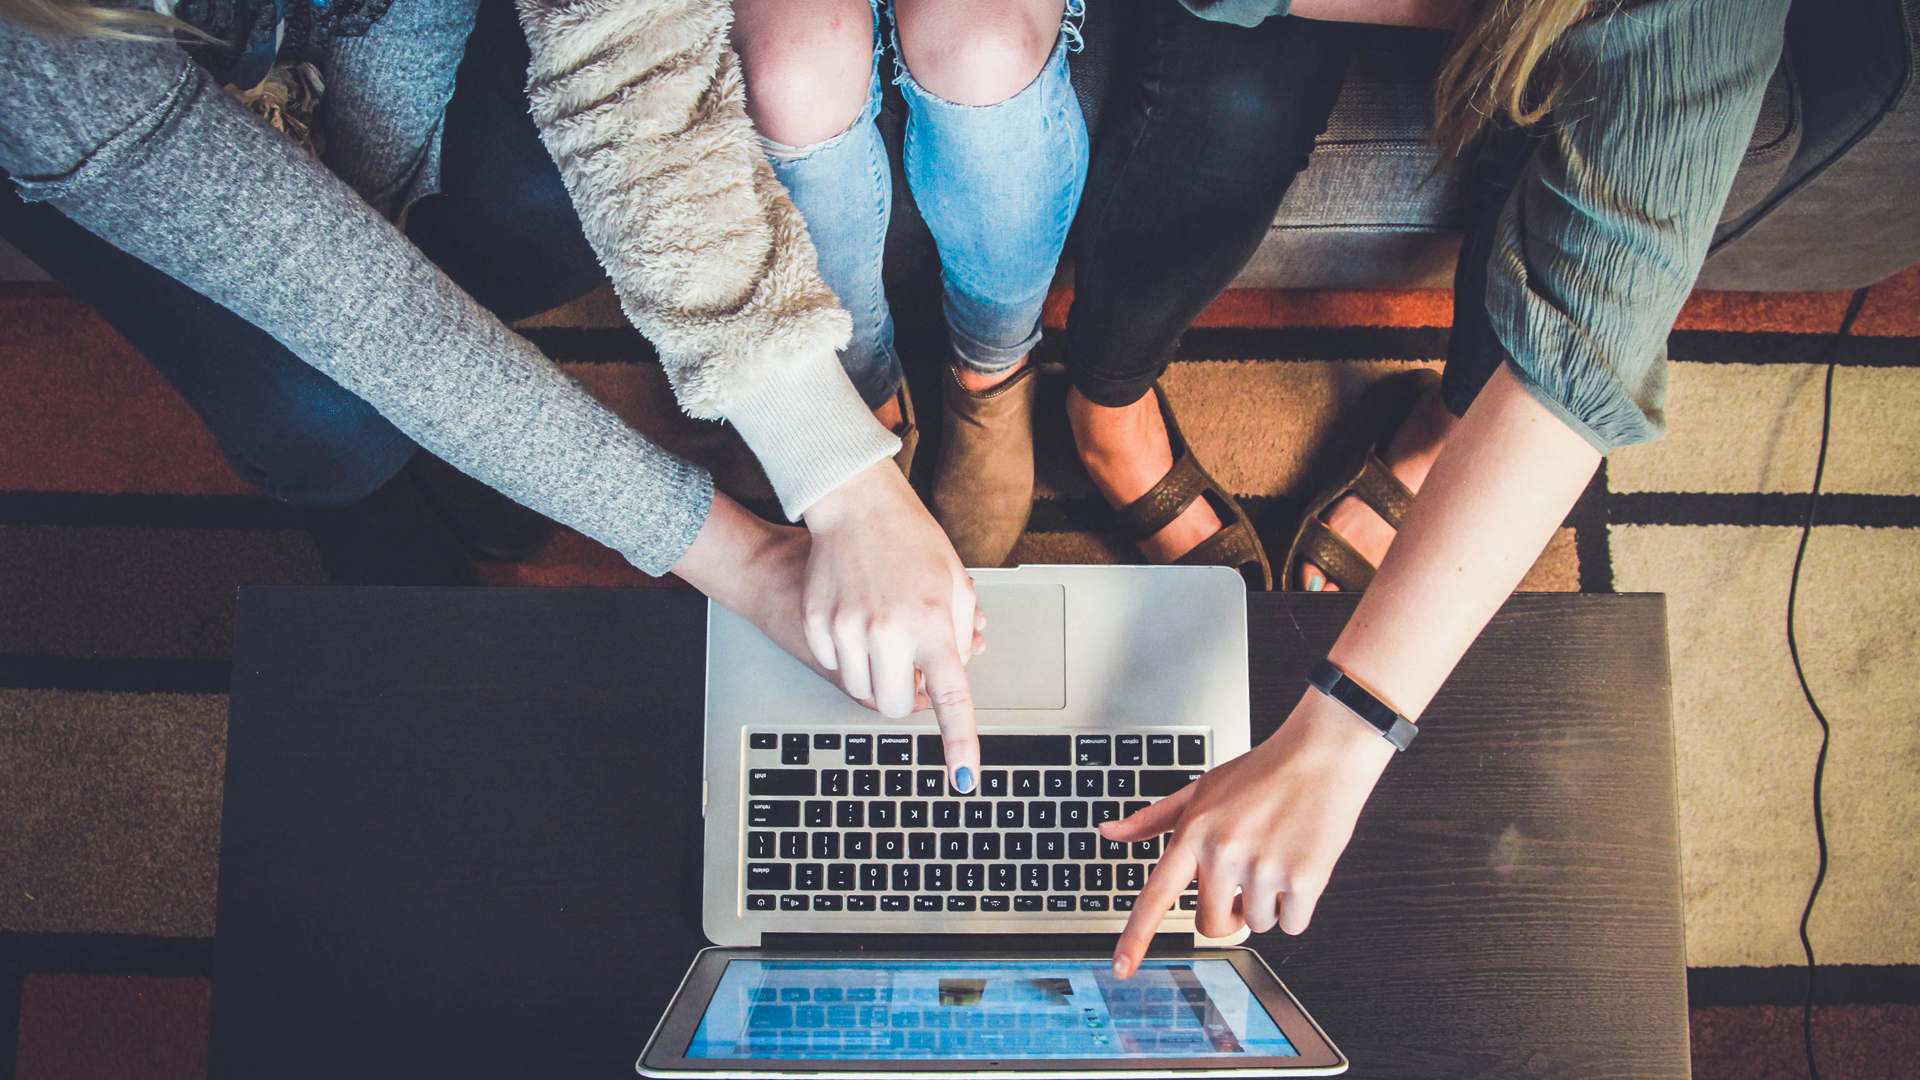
left=639, top=564, right=1347, bottom=1076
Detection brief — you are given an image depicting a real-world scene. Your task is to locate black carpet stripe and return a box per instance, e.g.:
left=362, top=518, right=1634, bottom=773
left=1688, top=964, right=1920, bottom=1007
left=518, top=323, right=1920, bottom=369
left=1609, top=492, right=1920, bottom=528
left=1029, top=490, right=1919, bottom=535
left=1570, top=462, right=1615, bottom=593
left=0, top=491, right=299, bottom=530
left=0, top=932, right=214, bottom=979
left=0, top=655, right=230, bottom=694
left=1669, top=330, right=1920, bottom=367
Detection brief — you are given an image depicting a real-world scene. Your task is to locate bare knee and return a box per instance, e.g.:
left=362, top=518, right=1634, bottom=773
left=896, top=0, right=1063, bottom=107
left=733, top=0, right=875, bottom=147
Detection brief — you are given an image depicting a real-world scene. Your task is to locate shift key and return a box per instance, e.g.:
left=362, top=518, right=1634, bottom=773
left=747, top=800, right=801, bottom=827
left=748, top=770, right=817, bottom=796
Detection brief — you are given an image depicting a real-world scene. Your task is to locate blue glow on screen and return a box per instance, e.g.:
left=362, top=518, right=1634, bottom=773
left=686, top=959, right=1298, bottom=1060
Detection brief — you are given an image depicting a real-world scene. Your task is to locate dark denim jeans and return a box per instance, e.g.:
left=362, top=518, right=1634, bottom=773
left=0, top=0, right=601, bottom=506
left=1062, top=0, right=1540, bottom=421
left=1062, top=0, right=1354, bottom=408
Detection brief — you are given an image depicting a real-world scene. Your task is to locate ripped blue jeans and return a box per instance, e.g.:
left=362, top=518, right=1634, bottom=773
left=760, top=1, right=1089, bottom=408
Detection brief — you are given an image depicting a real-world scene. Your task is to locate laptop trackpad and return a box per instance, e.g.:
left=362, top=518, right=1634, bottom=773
left=968, top=585, right=1065, bottom=710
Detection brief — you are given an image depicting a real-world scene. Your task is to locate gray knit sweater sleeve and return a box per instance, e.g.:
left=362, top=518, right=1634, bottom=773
left=1485, top=0, right=1789, bottom=452
left=0, top=24, right=712, bottom=575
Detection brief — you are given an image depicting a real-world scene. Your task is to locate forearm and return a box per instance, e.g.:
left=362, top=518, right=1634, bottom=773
left=516, top=0, right=896, bottom=518
left=1325, top=363, right=1601, bottom=722
left=0, top=30, right=713, bottom=574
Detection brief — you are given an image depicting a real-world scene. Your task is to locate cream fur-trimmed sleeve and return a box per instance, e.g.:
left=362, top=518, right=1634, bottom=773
left=517, top=0, right=898, bottom=518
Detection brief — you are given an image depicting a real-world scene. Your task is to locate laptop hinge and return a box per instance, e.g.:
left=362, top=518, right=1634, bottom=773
left=759, top=932, right=1200, bottom=954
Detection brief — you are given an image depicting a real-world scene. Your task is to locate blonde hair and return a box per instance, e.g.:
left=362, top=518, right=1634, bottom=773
left=0, top=0, right=200, bottom=41
left=1433, top=0, right=1597, bottom=159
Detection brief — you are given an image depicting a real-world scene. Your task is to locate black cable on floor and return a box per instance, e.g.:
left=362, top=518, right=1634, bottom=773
left=1788, top=285, right=1870, bottom=1080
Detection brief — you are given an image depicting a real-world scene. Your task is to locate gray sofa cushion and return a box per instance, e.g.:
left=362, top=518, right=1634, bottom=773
left=1698, top=0, right=1920, bottom=289
left=1240, top=26, right=1469, bottom=288
left=1179, top=0, right=1919, bottom=291
left=1716, top=54, right=1802, bottom=226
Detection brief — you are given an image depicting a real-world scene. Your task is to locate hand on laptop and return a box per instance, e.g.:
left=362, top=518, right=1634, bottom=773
left=673, top=486, right=984, bottom=729
left=1101, top=687, right=1397, bottom=977
left=801, top=461, right=986, bottom=793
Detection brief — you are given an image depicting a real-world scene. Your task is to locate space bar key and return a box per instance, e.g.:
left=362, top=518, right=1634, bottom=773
left=977, top=735, right=1073, bottom=765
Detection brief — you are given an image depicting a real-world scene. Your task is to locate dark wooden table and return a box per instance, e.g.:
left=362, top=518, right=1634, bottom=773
left=213, top=586, right=1684, bottom=1079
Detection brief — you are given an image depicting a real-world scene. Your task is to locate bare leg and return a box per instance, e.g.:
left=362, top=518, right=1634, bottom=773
left=1068, top=387, right=1225, bottom=563
left=732, top=0, right=874, bottom=147
left=894, top=0, right=1070, bottom=107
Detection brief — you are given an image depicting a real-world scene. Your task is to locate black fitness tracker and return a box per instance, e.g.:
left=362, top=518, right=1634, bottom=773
left=1308, top=658, right=1418, bottom=752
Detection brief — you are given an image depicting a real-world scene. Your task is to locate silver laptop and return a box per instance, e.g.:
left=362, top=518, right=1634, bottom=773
left=703, top=563, right=1251, bottom=943
left=637, top=564, right=1347, bottom=1076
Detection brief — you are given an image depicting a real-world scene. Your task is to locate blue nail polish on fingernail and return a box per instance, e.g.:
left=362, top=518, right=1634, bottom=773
left=1307, top=576, right=1324, bottom=592
left=955, top=766, right=975, bottom=794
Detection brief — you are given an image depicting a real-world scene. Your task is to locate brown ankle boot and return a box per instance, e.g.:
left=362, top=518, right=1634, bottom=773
left=931, top=362, right=1037, bottom=568
left=891, top=381, right=920, bottom=479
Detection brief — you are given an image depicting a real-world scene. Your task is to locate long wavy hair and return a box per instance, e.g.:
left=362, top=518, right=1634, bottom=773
left=0, top=0, right=201, bottom=41
left=1434, top=0, right=1599, bottom=159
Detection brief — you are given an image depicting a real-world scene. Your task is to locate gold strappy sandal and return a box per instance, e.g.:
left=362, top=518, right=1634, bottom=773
left=1110, top=382, right=1273, bottom=591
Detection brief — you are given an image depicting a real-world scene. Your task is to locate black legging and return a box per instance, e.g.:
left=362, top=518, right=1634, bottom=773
left=1063, top=0, right=1539, bottom=420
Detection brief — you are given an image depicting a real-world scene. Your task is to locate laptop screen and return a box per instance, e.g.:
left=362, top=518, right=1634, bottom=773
left=684, top=959, right=1300, bottom=1061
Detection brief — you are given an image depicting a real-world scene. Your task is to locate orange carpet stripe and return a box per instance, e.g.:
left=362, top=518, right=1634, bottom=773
left=0, top=288, right=252, bottom=496
left=1041, top=285, right=1454, bottom=330
left=6, top=259, right=1913, bottom=501
left=1677, top=264, right=1920, bottom=335
left=1045, top=263, right=1920, bottom=335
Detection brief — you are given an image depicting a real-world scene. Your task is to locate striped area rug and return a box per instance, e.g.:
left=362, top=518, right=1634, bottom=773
left=2, top=271, right=1917, bottom=1077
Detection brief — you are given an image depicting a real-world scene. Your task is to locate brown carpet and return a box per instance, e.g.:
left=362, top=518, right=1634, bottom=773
left=15, top=977, right=208, bottom=1080
left=4, top=269, right=1918, bottom=1076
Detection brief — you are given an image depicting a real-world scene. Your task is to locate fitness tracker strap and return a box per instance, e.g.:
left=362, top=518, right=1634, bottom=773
left=1308, top=658, right=1418, bottom=752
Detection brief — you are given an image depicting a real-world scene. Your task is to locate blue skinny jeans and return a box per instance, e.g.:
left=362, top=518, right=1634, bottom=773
left=763, top=2, right=1090, bottom=409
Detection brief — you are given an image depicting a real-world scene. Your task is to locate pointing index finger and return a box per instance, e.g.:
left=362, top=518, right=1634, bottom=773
left=1112, top=838, right=1196, bottom=978
left=917, top=642, right=980, bottom=794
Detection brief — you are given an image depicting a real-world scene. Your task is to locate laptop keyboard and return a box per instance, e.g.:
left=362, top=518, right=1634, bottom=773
left=741, top=732, right=1206, bottom=917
